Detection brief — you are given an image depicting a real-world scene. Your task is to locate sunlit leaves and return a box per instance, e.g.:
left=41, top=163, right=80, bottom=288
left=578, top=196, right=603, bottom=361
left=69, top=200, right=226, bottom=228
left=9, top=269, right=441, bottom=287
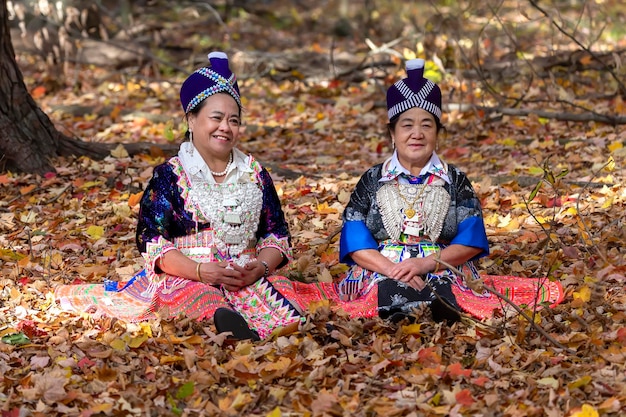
left=570, top=404, right=599, bottom=417
left=2, top=3, right=626, bottom=416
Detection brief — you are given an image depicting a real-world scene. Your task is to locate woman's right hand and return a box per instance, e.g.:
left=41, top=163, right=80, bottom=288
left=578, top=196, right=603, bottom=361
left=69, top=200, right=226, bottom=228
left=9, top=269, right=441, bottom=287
left=197, top=261, right=245, bottom=292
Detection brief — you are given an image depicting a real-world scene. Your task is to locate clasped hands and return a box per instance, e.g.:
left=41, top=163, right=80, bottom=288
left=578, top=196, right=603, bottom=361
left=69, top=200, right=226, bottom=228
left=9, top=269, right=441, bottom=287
left=387, top=257, right=432, bottom=291
left=196, top=260, right=265, bottom=292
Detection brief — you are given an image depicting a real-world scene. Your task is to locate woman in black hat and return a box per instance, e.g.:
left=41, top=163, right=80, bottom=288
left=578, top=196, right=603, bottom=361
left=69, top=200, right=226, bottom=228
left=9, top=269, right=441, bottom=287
left=56, top=52, right=303, bottom=340
left=334, top=59, right=563, bottom=323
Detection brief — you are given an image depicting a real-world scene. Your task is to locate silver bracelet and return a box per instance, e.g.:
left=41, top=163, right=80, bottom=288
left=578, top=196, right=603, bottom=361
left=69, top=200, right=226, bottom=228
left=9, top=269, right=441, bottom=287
left=260, top=260, right=270, bottom=278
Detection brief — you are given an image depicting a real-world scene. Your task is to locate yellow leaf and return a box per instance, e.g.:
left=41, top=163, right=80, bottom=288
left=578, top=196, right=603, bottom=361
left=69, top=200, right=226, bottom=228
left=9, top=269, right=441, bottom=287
left=86, top=225, right=104, bottom=239
left=607, top=142, right=622, bottom=154
left=568, top=375, right=592, bottom=390
left=570, top=404, right=599, bottom=417
left=483, top=212, right=498, bottom=227
left=503, top=216, right=520, bottom=231
left=401, top=323, right=422, bottom=335
left=0, top=248, right=25, bottom=262
left=110, top=338, right=127, bottom=351
left=537, top=377, right=559, bottom=389
left=317, top=202, right=337, bottom=214
left=128, top=334, right=149, bottom=348
left=266, top=407, right=282, bottom=417
left=139, top=322, right=153, bottom=338
left=498, top=138, right=516, bottom=146
left=80, top=181, right=102, bottom=190
left=182, top=335, right=203, bottom=345
left=573, top=286, right=591, bottom=302
left=402, top=48, right=417, bottom=60
left=604, top=155, right=616, bottom=171
left=601, top=196, right=613, bottom=209
left=160, top=355, right=184, bottom=364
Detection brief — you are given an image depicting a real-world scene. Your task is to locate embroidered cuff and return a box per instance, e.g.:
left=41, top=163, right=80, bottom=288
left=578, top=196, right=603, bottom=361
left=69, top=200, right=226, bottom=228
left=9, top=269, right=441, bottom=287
left=143, top=236, right=177, bottom=277
left=257, top=234, right=293, bottom=264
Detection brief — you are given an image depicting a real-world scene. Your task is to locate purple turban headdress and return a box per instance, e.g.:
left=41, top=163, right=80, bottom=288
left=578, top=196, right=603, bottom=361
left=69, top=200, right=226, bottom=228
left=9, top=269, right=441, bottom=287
left=179, top=51, right=241, bottom=114
left=386, top=59, right=442, bottom=123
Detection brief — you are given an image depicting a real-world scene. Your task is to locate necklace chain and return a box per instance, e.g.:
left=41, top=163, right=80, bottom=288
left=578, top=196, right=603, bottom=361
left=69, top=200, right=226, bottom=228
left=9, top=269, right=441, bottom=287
left=210, top=152, right=233, bottom=177
left=396, top=181, right=428, bottom=219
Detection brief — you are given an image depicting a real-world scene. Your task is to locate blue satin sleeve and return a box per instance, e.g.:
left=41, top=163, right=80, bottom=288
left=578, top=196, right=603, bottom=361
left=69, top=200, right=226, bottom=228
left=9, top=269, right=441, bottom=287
left=339, top=220, right=379, bottom=265
left=450, top=216, right=490, bottom=259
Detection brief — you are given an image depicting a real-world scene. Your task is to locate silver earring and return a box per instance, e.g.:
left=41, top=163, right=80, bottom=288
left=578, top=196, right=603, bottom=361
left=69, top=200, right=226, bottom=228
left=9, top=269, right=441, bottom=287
left=188, top=131, right=194, bottom=155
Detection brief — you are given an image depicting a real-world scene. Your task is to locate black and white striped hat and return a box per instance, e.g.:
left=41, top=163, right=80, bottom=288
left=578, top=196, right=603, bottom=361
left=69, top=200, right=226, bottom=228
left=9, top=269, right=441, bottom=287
left=386, top=59, right=442, bottom=123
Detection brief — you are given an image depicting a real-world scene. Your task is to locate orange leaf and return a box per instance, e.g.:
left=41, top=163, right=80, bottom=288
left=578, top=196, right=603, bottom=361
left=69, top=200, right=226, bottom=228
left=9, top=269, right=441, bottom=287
left=110, top=105, right=122, bottom=121
left=471, top=376, right=490, bottom=387
left=455, top=389, right=475, bottom=406
left=31, top=85, right=46, bottom=99
left=20, top=184, right=36, bottom=195
left=447, top=362, right=472, bottom=379
left=128, top=191, right=144, bottom=208
left=417, top=347, right=441, bottom=365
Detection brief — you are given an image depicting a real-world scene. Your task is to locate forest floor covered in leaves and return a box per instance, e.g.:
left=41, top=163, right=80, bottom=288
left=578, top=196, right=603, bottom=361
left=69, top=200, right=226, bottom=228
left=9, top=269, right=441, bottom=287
left=2, top=1, right=626, bottom=416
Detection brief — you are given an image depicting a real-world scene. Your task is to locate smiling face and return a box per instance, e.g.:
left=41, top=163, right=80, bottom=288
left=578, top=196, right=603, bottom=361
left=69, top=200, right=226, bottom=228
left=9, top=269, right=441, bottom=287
left=187, top=93, right=241, bottom=162
left=389, top=107, right=439, bottom=174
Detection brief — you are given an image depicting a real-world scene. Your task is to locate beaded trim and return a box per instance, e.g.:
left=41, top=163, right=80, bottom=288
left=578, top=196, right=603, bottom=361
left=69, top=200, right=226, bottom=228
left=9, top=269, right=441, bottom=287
left=256, top=233, right=293, bottom=262
left=377, top=180, right=451, bottom=242
left=184, top=68, right=241, bottom=114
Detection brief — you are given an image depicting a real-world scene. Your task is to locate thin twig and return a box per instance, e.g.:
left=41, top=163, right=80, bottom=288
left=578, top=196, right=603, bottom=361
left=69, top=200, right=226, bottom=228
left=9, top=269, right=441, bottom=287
left=436, top=258, right=574, bottom=353
left=528, top=0, right=626, bottom=97
left=574, top=160, right=612, bottom=265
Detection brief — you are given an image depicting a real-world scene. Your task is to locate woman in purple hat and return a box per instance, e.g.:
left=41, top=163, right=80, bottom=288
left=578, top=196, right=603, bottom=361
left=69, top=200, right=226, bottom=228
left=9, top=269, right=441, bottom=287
left=56, top=52, right=303, bottom=340
left=331, top=59, right=563, bottom=324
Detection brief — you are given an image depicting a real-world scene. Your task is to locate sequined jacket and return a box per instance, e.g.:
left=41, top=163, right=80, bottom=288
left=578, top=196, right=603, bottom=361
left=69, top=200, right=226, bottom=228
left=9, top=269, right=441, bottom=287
left=136, top=156, right=292, bottom=273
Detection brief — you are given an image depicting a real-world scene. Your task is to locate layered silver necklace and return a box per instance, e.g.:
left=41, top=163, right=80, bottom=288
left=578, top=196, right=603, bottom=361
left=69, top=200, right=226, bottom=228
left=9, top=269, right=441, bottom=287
left=377, top=179, right=450, bottom=242
left=188, top=173, right=263, bottom=257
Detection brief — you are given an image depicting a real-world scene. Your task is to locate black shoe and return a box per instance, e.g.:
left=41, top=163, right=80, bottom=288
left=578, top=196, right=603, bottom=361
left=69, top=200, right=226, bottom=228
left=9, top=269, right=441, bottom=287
left=214, top=308, right=260, bottom=341
left=388, top=312, right=418, bottom=324
left=430, top=298, right=461, bottom=325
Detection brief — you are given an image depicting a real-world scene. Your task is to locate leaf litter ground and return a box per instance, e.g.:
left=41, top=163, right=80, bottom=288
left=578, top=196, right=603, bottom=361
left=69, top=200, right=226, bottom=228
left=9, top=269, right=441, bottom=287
left=2, top=8, right=626, bottom=417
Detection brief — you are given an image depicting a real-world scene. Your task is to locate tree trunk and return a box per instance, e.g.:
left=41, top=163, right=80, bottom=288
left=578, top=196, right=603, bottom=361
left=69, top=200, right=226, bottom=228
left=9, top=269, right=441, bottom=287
left=1, top=0, right=60, bottom=174
left=0, top=0, right=121, bottom=175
